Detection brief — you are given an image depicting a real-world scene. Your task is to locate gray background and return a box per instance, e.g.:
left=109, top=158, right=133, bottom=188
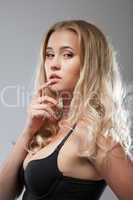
left=0, top=0, right=132, bottom=199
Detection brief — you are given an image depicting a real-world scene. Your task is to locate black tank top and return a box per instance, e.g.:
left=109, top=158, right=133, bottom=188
left=21, top=123, right=106, bottom=200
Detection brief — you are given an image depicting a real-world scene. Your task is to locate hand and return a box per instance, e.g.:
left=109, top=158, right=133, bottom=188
left=23, top=80, right=62, bottom=137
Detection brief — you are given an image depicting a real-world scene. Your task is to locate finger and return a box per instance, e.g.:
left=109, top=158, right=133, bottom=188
left=34, top=81, right=52, bottom=97
left=31, top=80, right=53, bottom=100
left=37, top=95, right=58, bottom=105
left=31, top=110, right=51, bottom=119
left=31, top=104, right=55, bottom=116
left=32, top=109, right=56, bottom=121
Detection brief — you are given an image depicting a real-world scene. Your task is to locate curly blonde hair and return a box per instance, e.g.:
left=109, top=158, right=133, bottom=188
left=26, top=19, right=133, bottom=161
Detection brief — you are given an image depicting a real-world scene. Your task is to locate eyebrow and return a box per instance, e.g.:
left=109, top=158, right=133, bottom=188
left=46, top=46, right=75, bottom=51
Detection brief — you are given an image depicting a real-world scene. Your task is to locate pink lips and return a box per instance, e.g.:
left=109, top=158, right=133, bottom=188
left=49, top=74, right=61, bottom=85
left=49, top=73, right=61, bottom=79
left=48, top=77, right=61, bottom=86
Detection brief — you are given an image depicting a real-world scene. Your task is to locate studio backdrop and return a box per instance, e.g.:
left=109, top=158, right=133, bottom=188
left=0, top=0, right=132, bottom=199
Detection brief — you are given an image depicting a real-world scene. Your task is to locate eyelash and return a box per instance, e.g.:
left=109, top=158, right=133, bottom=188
left=46, top=54, right=54, bottom=58
left=46, top=53, right=74, bottom=59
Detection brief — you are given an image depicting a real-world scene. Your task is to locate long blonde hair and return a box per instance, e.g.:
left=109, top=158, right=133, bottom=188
left=27, top=20, right=133, bottom=161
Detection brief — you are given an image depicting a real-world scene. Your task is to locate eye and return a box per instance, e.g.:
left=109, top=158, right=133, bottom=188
left=63, top=53, right=74, bottom=59
left=46, top=53, right=54, bottom=59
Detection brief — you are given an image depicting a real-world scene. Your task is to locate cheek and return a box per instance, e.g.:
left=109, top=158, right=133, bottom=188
left=70, top=68, right=80, bottom=81
left=68, top=63, right=80, bottom=79
left=64, top=58, right=80, bottom=76
left=64, top=63, right=80, bottom=85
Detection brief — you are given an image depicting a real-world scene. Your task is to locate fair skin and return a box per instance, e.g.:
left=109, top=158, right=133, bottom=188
left=30, top=29, right=133, bottom=199
left=45, top=29, right=81, bottom=119
left=0, top=29, right=133, bottom=200
left=23, top=30, right=103, bottom=182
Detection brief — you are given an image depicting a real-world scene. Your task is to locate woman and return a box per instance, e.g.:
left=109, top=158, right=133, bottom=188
left=0, top=19, right=133, bottom=200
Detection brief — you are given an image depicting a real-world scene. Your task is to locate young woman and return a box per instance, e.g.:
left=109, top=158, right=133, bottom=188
left=0, top=19, right=133, bottom=200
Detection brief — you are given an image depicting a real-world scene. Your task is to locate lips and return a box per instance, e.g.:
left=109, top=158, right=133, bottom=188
left=49, top=74, right=61, bottom=79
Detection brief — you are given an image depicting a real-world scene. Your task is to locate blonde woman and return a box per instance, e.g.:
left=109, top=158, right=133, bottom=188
left=0, top=20, right=133, bottom=200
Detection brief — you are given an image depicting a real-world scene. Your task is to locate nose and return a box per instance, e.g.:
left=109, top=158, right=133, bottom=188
left=50, top=55, right=61, bottom=71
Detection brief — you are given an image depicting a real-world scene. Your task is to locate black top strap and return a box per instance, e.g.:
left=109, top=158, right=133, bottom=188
left=56, top=123, right=77, bottom=151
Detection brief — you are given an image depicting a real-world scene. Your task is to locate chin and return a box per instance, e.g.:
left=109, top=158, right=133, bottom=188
left=51, top=86, right=72, bottom=93
left=50, top=84, right=63, bottom=92
left=50, top=83, right=73, bottom=93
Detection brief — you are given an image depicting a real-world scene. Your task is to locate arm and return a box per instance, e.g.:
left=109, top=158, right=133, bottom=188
left=91, top=135, right=133, bottom=200
left=0, top=81, right=58, bottom=200
left=0, top=129, right=32, bottom=200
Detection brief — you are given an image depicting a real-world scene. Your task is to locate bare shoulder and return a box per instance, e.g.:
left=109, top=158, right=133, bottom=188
left=74, top=119, right=122, bottom=164
left=92, top=135, right=133, bottom=199
left=75, top=119, right=119, bottom=151
left=91, top=134, right=121, bottom=168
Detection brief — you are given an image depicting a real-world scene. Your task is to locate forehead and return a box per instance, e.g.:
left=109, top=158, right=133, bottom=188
left=46, top=29, right=80, bottom=51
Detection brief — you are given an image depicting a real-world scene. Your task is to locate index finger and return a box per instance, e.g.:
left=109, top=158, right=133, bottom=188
left=36, top=81, right=52, bottom=97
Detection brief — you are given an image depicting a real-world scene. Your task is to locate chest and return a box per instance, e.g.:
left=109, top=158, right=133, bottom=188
left=23, top=128, right=102, bottom=181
